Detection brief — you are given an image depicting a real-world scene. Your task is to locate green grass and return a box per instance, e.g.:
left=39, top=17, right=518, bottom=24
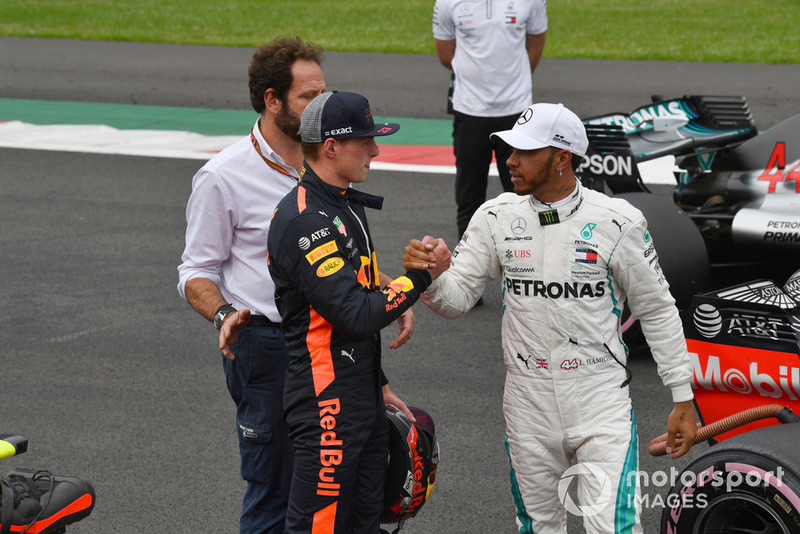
left=1, top=0, right=798, bottom=63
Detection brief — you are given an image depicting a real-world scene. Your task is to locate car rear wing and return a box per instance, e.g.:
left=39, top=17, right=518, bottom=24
left=580, top=95, right=758, bottom=193
left=579, top=123, right=648, bottom=193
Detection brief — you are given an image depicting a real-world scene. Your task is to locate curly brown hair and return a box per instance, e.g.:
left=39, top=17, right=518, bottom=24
left=248, top=36, right=325, bottom=114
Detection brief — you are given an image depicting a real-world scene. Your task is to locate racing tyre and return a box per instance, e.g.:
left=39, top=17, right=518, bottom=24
left=660, top=423, right=800, bottom=533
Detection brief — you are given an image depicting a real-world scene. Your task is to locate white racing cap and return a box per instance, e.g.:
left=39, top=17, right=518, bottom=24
left=491, top=103, right=588, bottom=157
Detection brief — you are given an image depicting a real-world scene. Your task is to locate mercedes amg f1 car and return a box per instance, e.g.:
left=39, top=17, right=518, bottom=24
left=648, top=269, right=800, bottom=533
left=579, top=94, right=800, bottom=309
left=578, top=96, right=800, bottom=533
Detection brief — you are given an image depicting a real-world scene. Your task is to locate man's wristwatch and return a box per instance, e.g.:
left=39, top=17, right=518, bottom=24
left=213, top=304, right=237, bottom=330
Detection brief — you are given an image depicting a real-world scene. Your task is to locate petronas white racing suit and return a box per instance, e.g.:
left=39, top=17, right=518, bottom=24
left=421, top=181, right=694, bottom=534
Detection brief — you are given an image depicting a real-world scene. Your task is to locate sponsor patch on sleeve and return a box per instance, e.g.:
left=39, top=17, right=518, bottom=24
left=316, top=257, right=345, bottom=277
left=382, top=276, right=415, bottom=299
left=305, top=240, right=339, bottom=265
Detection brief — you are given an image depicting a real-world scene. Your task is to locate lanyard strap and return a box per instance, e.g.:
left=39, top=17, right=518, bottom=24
left=250, top=128, right=298, bottom=181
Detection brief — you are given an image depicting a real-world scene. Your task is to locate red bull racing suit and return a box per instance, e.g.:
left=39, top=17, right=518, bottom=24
left=421, top=181, right=693, bottom=533
left=267, top=165, right=431, bottom=534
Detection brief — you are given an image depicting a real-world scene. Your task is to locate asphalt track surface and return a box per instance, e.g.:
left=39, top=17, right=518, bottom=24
left=1, top=37, right=799, bottom=533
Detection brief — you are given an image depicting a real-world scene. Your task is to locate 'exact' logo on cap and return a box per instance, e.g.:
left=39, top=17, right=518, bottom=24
left=518, top=108, right=533, bottom=125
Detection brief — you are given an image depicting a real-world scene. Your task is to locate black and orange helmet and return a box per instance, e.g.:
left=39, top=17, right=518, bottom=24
left=381, top=405, right=439, bottom=525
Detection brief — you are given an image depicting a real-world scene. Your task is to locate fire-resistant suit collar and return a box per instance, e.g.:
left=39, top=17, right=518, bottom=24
left=299, top=162, right=384, bottom=211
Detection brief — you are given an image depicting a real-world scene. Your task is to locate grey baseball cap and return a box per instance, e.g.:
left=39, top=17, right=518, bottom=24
left=300, top=91, right=400, bottom=143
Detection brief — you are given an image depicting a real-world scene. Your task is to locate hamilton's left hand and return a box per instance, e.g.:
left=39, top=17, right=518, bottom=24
left=665, top=400, right=697, bottom=459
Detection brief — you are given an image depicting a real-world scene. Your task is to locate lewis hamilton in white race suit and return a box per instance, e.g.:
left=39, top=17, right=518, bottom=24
left=403, top=103, right=697, bottom=533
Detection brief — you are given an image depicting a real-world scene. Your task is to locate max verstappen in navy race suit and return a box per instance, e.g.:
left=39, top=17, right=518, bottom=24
left=267, top=91, right=432, bottom=534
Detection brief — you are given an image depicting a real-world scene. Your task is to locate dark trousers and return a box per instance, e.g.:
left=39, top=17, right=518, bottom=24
left=284, top=394, right=388, bottom=533
left=223, top=325, right=293, bottom=534
left=453, top=111, right=519, bottom=237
